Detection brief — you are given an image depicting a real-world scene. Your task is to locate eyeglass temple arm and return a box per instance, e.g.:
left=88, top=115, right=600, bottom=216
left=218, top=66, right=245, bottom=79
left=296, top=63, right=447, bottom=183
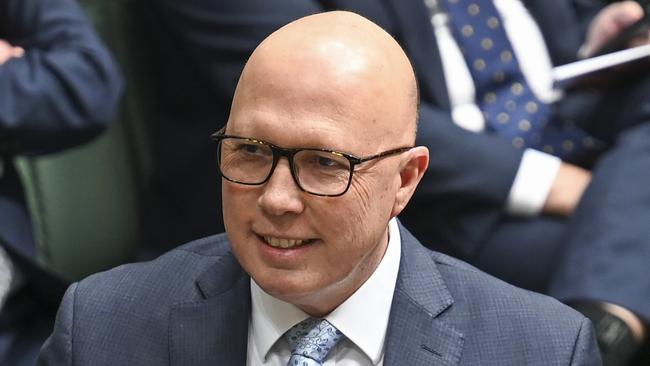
left=210, top=126, right=227, bottom=139
left=355, top=147, right=413, bottom=163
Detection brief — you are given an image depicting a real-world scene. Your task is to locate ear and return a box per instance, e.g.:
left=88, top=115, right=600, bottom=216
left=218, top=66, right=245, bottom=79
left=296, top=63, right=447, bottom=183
left=391, top=146, right=429, bottom=217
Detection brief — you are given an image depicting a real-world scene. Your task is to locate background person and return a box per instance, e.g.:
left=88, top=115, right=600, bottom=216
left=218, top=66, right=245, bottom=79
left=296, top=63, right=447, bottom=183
left=0, top=0, right=123, bottom=363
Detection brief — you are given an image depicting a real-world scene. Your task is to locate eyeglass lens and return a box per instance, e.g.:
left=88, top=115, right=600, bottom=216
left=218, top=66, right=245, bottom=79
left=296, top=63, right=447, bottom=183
left=218, top=137, right=352, bottom=195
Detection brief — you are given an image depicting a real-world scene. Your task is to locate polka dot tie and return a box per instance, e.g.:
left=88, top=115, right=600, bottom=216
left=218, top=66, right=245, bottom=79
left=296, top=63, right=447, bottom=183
left=438, top=0, right=603, bottom=161
left=285, top=318, right=345, bottom=366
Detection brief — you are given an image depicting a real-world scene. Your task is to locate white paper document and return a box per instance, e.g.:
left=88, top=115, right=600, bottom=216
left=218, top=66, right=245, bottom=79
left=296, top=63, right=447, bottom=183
left=552, top=44, right=650, bottom=88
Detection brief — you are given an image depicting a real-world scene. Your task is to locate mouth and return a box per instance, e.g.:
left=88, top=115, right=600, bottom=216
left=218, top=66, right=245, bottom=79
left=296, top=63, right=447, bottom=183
left=261, top=235, right=316, bottom=249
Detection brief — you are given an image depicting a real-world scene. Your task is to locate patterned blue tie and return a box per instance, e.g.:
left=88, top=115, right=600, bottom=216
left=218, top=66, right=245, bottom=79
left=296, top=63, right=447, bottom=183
left=285, top=318, right=345, bottom=366
left=438, top=0, right=602, bottom=161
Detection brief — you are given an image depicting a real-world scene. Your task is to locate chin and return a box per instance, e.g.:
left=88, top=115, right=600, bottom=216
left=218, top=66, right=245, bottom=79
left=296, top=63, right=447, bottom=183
left=255, top=272, right=319, bottom=304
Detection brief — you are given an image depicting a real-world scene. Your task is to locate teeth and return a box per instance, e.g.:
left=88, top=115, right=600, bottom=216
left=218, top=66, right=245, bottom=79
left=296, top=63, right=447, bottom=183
left=263, top=236, right=311, bottom=249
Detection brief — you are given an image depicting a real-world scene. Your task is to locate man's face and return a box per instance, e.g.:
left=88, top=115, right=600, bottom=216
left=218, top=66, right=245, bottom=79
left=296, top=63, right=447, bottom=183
left=222, top=41, right=409, bottom=315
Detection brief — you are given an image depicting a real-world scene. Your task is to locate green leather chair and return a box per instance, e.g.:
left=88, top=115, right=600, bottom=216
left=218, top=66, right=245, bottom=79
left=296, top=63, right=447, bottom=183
left=15, top=0, right=157, bottom=281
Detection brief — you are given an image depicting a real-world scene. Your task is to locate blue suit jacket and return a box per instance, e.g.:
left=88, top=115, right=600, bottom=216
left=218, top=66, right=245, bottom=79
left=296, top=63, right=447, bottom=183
left=38, top=224, right=601, bottom=365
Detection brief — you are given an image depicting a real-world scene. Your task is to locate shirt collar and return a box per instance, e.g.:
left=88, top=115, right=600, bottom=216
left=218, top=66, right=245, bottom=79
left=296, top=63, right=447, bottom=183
left=250, top=218, right=402, bottom=364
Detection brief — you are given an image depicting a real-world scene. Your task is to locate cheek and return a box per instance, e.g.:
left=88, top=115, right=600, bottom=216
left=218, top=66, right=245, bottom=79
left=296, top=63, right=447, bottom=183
left=221, top=184, right=238, bottom=227
left=348, top=175, right=377, bottom=214
left=344, top=177, right=397, bottom=248
left=222, top=182, right=258, bottom=230
left=314, top=196, right=390, bottom=288
left=346, top=174, right=394, bottom=223
left=327, top=179, right=392, bottom=247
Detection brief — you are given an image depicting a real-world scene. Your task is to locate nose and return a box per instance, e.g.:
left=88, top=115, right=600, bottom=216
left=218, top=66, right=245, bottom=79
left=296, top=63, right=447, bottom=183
left=257, top=158, right=305, bottom=216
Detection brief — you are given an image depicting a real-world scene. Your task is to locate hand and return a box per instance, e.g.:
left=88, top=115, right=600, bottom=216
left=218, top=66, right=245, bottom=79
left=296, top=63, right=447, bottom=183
left=0, top=39, right=25, bottom=65
left=543, top=162, right=591, bottom=217
left=581, top=1, right=648, bottom=57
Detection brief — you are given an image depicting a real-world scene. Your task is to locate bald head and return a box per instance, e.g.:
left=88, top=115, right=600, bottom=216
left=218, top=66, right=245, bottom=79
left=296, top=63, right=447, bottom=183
left=229, top=11, right=419, bottom=146
left=222, top=12, right=429, bottom=316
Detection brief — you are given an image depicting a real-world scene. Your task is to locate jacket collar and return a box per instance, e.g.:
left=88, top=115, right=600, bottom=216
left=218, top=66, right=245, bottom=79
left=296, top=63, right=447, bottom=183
left=383, top=224, right=464, bottom=365
left=168, top=224, right=464, bottom=365
left=169, top=251, right=251, bottom=366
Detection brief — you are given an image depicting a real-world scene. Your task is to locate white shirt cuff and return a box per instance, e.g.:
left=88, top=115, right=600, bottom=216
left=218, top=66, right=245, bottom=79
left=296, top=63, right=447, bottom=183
left=506, top=148, right=562, bottom=216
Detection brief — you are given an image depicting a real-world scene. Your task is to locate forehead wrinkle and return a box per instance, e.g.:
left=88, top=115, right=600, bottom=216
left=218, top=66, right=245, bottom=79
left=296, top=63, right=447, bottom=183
left=235, top=69, right=378, bottom=150
left=229, top=106, right=360, bottom=152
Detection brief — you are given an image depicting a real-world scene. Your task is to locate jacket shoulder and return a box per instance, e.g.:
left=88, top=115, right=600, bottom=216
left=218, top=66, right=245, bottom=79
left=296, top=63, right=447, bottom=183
left=73, top=233, right=233, bottom=316
left=433, top=249, right=584, bottom=321
left=430, top=251, right=598, bottom=364
left=400, top=223, right=598, bottom=362
left=39, top=234, right=239, bottom=364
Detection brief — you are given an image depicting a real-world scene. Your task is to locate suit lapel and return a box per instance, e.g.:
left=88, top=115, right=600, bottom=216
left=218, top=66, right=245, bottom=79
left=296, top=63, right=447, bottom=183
left=169, top=252, right=251, bottom=366
left=382, top=0, right=451, bottom=110
left=166, top=227, right=465, bottom=365
left=383, top=225, right=464, bottom=366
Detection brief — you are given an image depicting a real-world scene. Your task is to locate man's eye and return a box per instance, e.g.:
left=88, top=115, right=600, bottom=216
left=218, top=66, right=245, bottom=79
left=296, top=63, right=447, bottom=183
left=312, top=154, right=348, bottom=170
left=236, top=143, right=264, bottom=155
left=318, top=156, right=338, bottom=167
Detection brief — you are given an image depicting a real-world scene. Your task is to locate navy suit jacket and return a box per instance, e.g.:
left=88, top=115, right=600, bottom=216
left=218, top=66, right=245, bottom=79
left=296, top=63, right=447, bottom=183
left=0, top=0, right=123, bottom=274
left=38, top=224, right=601, bottom=365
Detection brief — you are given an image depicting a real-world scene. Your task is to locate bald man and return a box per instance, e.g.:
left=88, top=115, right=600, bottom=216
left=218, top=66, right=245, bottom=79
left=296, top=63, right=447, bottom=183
left=37, top=12, right=600, bottom=365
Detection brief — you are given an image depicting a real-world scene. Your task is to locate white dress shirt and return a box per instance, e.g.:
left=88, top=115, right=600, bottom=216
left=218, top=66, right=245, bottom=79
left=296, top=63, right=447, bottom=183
left=246, top=218, right=402, bottom=366
left=431, top=0, right=562, bottom=216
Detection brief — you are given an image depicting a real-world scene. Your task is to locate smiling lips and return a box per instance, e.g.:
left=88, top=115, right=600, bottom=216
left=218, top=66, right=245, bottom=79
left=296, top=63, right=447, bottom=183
left=263, top=236, right=315, bottom=249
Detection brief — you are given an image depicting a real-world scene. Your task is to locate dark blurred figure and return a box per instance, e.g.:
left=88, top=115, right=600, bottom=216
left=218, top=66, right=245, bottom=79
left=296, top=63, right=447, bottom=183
left=0, top=0, right=123, bottom=364
left=141, top=1, right=319, bottom=254
left=145, top=0, right=649, bottom=364
left=141, top=0, right=337, bottom=255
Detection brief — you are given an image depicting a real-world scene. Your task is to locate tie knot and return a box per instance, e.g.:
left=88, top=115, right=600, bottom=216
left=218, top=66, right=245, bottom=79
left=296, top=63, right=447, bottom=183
left=285, top=318, right=344, bottom=365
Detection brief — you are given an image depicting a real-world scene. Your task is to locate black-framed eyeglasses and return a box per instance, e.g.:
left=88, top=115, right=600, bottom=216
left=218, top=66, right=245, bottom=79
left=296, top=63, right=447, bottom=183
left=210, top=129, right=413, bottom=197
